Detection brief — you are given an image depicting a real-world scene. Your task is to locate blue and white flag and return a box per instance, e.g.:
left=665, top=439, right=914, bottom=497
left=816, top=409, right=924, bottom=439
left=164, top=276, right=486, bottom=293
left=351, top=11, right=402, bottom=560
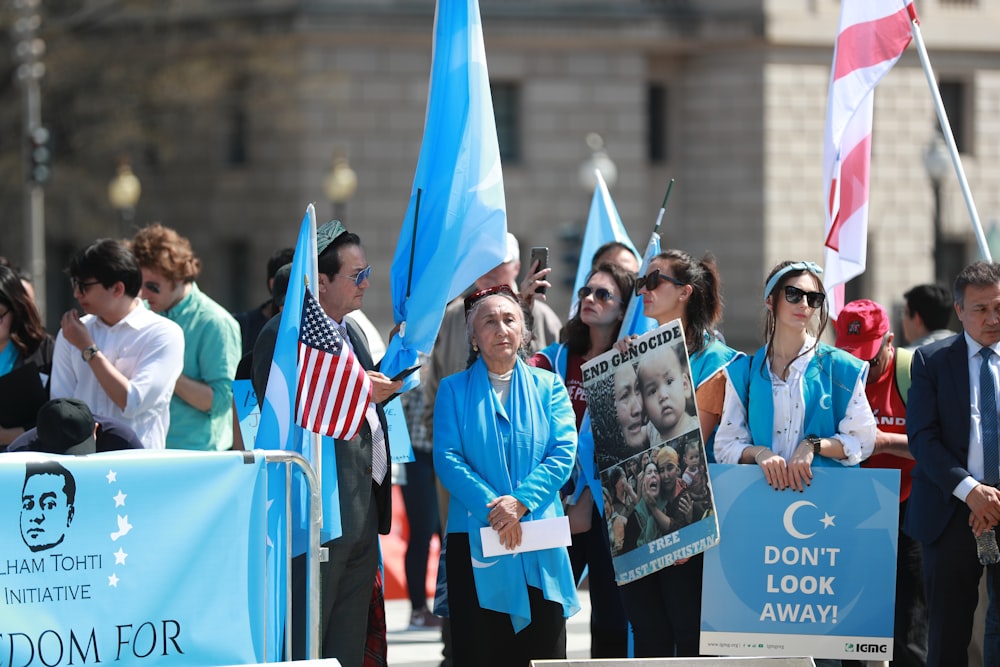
left=256, top=205, right=343, bottom=548
left=0, top=450, right=267, bottom=666
left=619, top=231, right=661, bottom=338
left=701, top=464, right=899, bottom=661
left=380, top=0, right=508, bottom=387
left=570, top=169, right=638, bottom=317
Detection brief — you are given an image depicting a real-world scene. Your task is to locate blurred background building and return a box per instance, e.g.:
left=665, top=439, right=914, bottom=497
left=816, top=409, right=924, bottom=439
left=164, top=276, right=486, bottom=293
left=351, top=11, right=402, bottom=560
left=1, top=0, right=998, bottom=353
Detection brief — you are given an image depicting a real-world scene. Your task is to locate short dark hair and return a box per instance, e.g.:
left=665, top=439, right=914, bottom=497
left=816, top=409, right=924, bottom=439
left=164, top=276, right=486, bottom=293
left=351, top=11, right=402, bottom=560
left=266, top=248, right=295, bottom=289
left=591, top=241, right=637, bottom=268
left=66, top=239, right=142, bottom=298
left=954, top=262, right=1000, bottom=309
left=903, top=283, right=952, bottom=330
left=23, top=461, right=76, bottom=506
left=317, top=232, right=362, bottom=277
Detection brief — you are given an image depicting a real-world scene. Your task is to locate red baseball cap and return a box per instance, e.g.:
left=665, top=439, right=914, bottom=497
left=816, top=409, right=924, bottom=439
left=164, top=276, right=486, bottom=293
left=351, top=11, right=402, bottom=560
left=834, top=299, right=890, bottom=361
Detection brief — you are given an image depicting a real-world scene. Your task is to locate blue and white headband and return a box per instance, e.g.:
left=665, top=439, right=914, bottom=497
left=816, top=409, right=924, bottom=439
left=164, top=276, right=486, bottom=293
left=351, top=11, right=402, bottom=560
left=763, top=261, right=823, bottom=302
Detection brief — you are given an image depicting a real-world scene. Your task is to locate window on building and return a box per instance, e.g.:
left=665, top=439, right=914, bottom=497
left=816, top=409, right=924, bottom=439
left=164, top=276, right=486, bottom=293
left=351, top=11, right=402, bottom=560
left=226, top=77, right=249, bottom=166
left=938, top=79, right=969, bottom=154
left=492, top=82, right=521, bottom=164
left=647, top=83, right=669, bottom=163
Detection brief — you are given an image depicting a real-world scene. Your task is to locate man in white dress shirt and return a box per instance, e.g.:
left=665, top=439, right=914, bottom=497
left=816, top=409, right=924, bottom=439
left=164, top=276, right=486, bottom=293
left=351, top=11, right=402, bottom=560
left=50, top=238, right=184, bottom=449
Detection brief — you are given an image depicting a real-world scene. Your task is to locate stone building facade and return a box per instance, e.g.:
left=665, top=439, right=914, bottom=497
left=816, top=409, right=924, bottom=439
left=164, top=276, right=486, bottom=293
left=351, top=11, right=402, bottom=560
left=2, top=0, right=998, bottom=352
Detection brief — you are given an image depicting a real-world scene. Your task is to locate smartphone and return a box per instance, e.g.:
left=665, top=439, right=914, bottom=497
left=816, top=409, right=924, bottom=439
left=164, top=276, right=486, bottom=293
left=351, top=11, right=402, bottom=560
left=390, top=364, right=421, bottom=383
left=529, top=246, right=549, bottom=294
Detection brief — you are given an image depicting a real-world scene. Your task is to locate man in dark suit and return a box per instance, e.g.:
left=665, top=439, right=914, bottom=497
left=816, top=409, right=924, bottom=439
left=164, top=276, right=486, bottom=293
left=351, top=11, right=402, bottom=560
left=253, top=220, right=400, bottom=666
left=905, top=260, right=1000, bottom=666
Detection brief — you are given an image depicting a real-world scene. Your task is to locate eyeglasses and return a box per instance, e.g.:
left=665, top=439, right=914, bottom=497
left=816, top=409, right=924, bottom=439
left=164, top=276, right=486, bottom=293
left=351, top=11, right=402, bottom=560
left=634, top=269, right=686, bottom=296
left=0, top=309, right=8, bottom=323
left=578, top=286, right=622, bottom=304
left=783, top=285, right=825, bottom=309
left=71, top=278, right=102, bottom=294
left=143, top=281, right=162, bottom=295
left=339, top=265, right=372, bottom=287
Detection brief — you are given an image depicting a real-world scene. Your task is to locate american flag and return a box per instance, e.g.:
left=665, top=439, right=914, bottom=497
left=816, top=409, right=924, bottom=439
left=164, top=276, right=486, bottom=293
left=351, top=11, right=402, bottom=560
left=296, top=287, right=373, bottom=439
left=822, top=0, right=915, bottom=316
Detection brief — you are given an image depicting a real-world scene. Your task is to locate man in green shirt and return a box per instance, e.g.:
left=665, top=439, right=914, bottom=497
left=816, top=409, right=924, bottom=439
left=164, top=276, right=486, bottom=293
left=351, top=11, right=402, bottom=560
left=131, top=223, right=241, bottom=450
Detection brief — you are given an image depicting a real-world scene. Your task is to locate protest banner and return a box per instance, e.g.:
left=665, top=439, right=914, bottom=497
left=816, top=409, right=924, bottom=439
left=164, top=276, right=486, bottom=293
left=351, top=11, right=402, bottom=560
left=582, top=320, right=719, bottom=584
left=701, top=463, right=899, bottom=661
left=0, top=450, right=268, bottom=666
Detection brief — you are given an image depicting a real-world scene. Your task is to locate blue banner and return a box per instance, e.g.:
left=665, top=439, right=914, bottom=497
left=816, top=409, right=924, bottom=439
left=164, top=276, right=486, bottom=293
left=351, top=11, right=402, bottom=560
left=701, top=464, right=899, bottom=661
left=0, top=450, right=267, bottom=666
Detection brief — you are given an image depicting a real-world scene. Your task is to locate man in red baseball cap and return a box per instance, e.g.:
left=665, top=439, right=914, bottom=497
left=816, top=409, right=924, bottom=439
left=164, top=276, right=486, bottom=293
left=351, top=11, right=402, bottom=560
left=835, top=298, right=927, bottom=666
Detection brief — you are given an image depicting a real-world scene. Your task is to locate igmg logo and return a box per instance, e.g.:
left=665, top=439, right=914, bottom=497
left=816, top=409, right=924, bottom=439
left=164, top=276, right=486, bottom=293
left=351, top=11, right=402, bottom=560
left=845, top=642, right=888, bottom=654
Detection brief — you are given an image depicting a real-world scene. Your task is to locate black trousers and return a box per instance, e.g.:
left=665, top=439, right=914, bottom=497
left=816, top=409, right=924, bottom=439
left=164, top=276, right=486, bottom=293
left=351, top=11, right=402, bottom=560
left=446, top=532, right=567, bottom=667
left=923, top=504, right=1000, bottom=667
left=620, top=553, right=703, bottom=657
left=567, top=504, right=629, bottom=658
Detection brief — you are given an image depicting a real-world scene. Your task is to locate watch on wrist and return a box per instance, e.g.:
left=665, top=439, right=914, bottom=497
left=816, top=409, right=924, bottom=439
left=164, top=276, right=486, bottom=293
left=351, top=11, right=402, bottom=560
left=805, top=435, right=822, bottom=456
left=81, top=344, right=100, bottom=363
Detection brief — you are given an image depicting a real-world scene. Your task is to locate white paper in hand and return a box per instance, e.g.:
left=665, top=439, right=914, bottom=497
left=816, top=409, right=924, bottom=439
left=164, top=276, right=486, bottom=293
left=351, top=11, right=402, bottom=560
left=480, top=516, right=572, bottom=558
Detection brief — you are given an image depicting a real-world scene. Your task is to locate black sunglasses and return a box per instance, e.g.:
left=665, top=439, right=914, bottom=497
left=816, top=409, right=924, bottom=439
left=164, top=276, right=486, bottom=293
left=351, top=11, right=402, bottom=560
left=578, top=286, right=622, bottom=304
left=634, top=269, right=686, bottom=296
left=783, top=285, right=825, bottom=309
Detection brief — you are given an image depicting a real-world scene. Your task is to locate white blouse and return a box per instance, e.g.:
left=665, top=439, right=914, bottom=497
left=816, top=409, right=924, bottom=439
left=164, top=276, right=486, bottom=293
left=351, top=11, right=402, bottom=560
left=714, top=338, right=876, bottom=466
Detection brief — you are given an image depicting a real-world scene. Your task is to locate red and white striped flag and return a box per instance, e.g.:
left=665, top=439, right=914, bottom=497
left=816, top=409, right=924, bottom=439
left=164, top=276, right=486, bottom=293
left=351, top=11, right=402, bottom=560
left=296, top=287, right=373, bottom=439
left=823, top=0, right=916, bottom=315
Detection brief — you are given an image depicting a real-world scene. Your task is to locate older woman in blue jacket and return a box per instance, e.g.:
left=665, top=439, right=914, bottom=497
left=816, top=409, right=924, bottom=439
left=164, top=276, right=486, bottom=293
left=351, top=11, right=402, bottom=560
left=434, top=284, right=579, bottom=667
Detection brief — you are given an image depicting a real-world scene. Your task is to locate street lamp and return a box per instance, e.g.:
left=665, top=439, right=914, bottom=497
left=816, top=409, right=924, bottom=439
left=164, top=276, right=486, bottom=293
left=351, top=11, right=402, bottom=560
left=108, top=156, right=141, bottom=233
left=577, top=132, right=618, bottom=193
left=323, top=150, right=357, bottom=222
left=923, top=131, right=950, bottom=284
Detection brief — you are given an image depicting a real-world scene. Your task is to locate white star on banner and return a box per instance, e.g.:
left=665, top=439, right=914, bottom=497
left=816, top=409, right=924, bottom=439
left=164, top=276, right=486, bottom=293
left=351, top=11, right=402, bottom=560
left=114, top=548, right=128, bottom=565
left=108, top=573, right=119, bottom=587
left=113, top=490, right=127, bottom=507
left=106, top=470, right=117, bottom=484
left=821, top=513, right=836, bottom=529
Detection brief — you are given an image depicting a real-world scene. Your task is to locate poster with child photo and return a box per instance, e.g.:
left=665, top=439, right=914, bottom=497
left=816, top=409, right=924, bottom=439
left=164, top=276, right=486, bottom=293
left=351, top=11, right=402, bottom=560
left=582, top=319, right=719, bottom=583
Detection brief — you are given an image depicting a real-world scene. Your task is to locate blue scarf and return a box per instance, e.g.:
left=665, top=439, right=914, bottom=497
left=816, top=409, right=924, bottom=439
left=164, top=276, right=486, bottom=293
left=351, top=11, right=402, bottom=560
left=0, top=341, right=18, bottom=377
left=689, top=335, right=743, bottom=462
left=459, top=357, right=580, bottom=632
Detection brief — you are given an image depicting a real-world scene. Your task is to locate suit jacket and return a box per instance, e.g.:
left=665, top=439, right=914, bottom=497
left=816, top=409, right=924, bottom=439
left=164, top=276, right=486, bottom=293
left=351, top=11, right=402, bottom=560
left=251, top=314, right=392, bottom=541
left=904, top=333, right=973, bottom=544
left=342, top=318, right=392, bottom=538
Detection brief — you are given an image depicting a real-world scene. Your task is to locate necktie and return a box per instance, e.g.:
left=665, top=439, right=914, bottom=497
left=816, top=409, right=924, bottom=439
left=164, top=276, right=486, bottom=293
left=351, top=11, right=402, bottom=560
left=339, top=324, right=387, bottom=484
left=980, top=347, right=999, bottom=485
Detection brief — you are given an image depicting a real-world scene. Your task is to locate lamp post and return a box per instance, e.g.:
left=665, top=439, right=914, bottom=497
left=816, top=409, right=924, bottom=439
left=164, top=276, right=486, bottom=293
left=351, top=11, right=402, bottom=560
left=577, top=132, right=618, bottom=193
left=323, top=150, right=358, bottom=222
left=923, top=132, right=950, bottom=284
left=108, top=156, right=141, bottom=234
left=13, top=0, right=47, bottom=318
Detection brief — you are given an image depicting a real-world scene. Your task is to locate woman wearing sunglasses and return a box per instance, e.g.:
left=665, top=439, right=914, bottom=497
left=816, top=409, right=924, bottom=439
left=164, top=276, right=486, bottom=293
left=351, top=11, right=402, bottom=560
left=618, top=249, right=741, bottom=658
left=529, top=262, right=635, bottom=659
left=714, top=261, right=876, bottom=493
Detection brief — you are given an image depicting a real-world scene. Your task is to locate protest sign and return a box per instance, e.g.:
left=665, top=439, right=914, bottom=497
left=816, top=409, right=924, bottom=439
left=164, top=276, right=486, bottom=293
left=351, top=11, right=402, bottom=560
left=0, top=450, right=268, bottom=666
left=582, top=320, right=719, bottom=583
left=701, top=463, right=899, bottom=661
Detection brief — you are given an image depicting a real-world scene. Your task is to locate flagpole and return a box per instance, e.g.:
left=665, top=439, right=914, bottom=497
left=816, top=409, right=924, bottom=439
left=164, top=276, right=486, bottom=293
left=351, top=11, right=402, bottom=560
left=908, top=8, right=992, bottom=262
left=652, top=179, right=675, bottom=237
left=406, top=188, right=422, bottom=299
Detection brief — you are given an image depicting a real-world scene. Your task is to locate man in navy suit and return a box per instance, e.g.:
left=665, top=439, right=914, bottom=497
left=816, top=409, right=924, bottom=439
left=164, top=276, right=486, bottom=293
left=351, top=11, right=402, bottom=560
left=252, top=221, right=401, bottom=666
left=905, top=261, right=1000, bottom=666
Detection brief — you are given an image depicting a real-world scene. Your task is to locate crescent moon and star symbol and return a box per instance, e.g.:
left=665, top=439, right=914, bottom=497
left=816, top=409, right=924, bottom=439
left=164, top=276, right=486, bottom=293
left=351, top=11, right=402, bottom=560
left=783, top=500, right=836, bottom=540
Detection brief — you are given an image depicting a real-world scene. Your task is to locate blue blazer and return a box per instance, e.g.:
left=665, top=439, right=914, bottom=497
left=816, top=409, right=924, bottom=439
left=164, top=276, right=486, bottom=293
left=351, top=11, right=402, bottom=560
left=904, top=333, right=972, bottom=544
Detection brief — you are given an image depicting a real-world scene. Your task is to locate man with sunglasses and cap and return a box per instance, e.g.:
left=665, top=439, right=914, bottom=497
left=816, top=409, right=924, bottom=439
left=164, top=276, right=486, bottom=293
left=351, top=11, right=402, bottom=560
left=252, top=220, right=401, bottom=666
left=834, top=299, right=927, bottom=667
left=131, top=223, right=241, bottom=451
left=50, top=239, right=184, bottom=450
